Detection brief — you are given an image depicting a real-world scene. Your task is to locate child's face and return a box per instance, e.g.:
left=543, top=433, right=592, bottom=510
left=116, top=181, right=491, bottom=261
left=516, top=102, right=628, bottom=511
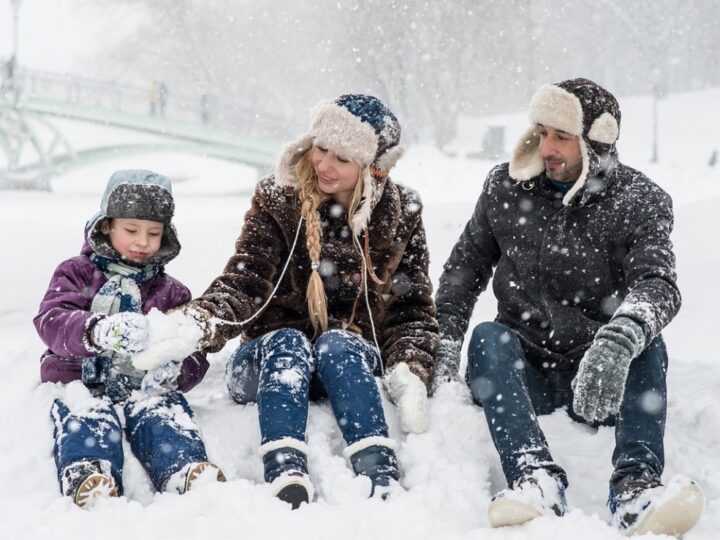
left=100, top=218, right=164, bottom=263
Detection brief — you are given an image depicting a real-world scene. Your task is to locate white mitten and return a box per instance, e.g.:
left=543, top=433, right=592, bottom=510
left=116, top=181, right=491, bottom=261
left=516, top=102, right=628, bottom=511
left=132, top=308, right=206, bottom=371
left=92, top=312, right=149, bottom=355
left=384, top=362, right=429, bottom=434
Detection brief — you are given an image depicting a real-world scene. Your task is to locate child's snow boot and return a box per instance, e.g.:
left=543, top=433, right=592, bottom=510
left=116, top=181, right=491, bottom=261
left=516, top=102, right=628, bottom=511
left=345, top=437, right=402, bottom=500
left=488, top=467, right=567, bottom=527
left=61, top=459, right=119, bottom=508
left=609, top=470, right=704, bottom=537
left=166, top=461, right=227, bottom=494
left=260, top=438, right=314, bottom=509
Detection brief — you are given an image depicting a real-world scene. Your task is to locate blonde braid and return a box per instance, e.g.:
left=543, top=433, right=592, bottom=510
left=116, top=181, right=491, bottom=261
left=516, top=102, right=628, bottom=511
left=296, top=152, right=329, bottom=333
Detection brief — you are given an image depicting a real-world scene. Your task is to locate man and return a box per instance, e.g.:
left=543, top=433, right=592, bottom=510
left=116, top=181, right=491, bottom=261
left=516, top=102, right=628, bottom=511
left=433, top=78, right=703, bottom=536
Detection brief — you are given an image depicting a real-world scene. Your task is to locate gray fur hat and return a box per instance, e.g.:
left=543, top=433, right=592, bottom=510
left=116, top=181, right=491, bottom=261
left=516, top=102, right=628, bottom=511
left=509, top=78, right=621, bottom=205
left=275, top=94, right=404, bottom=235
left=87, top=169, right=181, bottom=265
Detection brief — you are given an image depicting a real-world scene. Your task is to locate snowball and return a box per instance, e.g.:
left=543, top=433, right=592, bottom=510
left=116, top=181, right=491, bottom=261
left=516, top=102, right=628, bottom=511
left=131, top=308, right=203, bottom=370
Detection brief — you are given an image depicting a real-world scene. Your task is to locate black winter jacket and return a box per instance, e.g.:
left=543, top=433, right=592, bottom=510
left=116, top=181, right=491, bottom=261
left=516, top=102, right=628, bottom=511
left=435, top=161, right=680, bottom=373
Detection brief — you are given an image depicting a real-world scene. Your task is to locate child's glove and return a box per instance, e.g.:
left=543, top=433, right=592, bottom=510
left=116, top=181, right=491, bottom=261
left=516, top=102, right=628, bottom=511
left=572, top=317, right=646, bottom=423
left=384, top=362, right=429, bottom=434
left=141, top=360, right=182, bottom=397
left=91, top=313, right=149, bottom=355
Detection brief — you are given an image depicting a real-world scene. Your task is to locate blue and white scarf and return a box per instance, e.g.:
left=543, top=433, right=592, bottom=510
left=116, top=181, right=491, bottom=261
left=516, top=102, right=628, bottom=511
left=82, top=255, right=161, bottom=401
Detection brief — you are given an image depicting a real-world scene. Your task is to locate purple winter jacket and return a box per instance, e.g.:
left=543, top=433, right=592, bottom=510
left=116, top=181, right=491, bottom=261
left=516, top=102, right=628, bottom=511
left=34, top=241, right=209, bottom=392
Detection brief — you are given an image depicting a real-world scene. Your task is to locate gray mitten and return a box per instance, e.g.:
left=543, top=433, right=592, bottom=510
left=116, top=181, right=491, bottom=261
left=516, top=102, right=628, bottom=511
left=572, top=317, right=646, bottom=422
left=91, top=312, right=149, bottom=355
left=430, top=338, right=462, bottom=394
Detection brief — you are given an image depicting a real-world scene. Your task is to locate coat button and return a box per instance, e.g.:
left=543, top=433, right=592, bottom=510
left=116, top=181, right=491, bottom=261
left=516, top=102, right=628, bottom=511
left=553, top=199, right=564, bottom=209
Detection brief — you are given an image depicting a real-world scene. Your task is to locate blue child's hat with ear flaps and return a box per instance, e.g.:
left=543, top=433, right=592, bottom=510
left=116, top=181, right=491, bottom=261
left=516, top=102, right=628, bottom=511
left=275, top=94, right=404, bottom=235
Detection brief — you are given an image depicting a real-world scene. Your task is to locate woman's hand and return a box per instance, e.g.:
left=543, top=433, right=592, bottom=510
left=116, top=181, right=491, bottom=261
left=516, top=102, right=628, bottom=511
left=384, top=362, right=429, bottom=434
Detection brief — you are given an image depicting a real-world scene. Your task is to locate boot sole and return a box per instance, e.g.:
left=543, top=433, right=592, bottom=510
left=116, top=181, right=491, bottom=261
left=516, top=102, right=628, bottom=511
left=74, top=474, right=118, bottom=508
left=488, top=498, right=542, bottom=527
left=628, top=483, right=704, bottom=537
left=276, top=483, right=310, bottom=510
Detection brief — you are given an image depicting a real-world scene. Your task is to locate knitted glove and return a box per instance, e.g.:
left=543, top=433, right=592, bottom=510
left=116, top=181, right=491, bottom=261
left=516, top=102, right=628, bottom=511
left=572, top=317, right=646, bottom=422
left=430, top=338, right=462, bottom=395
left=91, top=312, right=149, bottom=355
left=141, top=360, right=182, bottom=397
left=385, top=362, right=429, bottom=434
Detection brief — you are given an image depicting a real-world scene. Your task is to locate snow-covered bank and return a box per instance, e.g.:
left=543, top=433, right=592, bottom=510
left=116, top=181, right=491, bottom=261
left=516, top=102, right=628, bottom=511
left=1, top=87, right=719, bottom=539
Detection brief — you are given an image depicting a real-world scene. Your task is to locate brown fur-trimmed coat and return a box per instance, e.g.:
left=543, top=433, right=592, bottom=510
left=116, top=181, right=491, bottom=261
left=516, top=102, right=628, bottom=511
left=190, top=175, right=439, bottom=387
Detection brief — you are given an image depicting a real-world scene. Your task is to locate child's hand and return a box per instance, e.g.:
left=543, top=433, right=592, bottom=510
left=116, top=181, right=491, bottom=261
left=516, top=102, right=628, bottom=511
left=92, top=313, right=149, bottom=355
left=141, top=361, right=182, bottom=397
left=384, top=362, right=430, bottom=434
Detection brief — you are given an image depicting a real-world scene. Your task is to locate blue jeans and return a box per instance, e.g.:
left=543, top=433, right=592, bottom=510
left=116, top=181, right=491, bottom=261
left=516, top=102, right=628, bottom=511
left=226, top=328, right=389, bottom=447
left=467, top=321, right=667, bottom=489
left=51, top=392, right=209, bottom=494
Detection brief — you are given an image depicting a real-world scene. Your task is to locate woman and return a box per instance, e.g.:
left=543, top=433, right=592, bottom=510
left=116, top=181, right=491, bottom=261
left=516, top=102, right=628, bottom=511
left=178, top=94, right=438, bottom=507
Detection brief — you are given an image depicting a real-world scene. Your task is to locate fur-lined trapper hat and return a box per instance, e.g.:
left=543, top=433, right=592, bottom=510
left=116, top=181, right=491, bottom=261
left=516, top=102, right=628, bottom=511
left=86, top=169, right=181, bottom=265
left=276, top=94, right=404, bottom=234
left=509, top=78, right=621, bottom=205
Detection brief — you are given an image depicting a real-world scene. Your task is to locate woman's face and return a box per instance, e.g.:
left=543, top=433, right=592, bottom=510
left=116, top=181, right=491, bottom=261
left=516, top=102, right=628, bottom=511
left=311, top=145, right=361, bottom=208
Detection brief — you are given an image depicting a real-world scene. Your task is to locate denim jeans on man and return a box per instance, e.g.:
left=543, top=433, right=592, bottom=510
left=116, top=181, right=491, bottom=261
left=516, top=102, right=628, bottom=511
left=52, top=392, right=209, bottom=494
left=226, top=328, right=389, bottom=479
left=467, top=321, right=667, bottom=489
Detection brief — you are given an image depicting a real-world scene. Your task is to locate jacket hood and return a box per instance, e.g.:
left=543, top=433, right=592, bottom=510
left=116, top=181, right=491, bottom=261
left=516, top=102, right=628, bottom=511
left=86, top=169, right=181, bottom=265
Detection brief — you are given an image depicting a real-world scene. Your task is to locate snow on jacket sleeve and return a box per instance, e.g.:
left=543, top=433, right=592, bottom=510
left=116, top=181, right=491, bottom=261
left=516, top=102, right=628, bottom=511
left=381, top=195, right=439, bottom=389
left=612, top=181, right=681, bottom=341
left=189, top=181, right=287, bottom=352
left=434, top=167, right=503, bottom=378
left=33, top=258, right=102, bottom=359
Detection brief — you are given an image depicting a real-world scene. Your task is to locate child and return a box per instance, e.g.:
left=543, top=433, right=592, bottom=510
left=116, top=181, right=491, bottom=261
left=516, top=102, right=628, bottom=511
left=168, top=94, right=438, bottom=507
left=34, top=169, right=225, bottom=508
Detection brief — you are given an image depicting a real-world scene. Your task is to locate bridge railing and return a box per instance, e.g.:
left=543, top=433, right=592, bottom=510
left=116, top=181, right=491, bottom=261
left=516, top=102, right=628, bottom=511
left=14, top=68, right=209, bottom=124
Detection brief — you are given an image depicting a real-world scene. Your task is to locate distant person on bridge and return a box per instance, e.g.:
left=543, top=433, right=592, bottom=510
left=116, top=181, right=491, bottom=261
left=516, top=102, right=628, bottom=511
left=154, top=94, right=439, bottom=508
left=34, top=170, right=225, bottom=508
left=432, top=78, right=703, bottom=535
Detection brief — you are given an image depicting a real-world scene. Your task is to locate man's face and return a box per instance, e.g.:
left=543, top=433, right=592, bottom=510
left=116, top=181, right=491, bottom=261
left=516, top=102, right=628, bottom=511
left=537, top=124, right=583, bottom=182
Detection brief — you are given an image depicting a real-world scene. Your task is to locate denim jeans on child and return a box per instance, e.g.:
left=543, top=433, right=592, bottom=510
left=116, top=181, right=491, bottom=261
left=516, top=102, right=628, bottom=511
left=51, top=391, right=209, bottom=494
left=226, top=327, right=389, bottom=448
left=467, top=321, right=667, bottom=489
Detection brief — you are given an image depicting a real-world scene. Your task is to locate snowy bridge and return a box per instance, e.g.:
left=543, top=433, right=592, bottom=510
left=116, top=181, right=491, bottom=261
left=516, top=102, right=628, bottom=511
left=0, top=68, right=283, bottom=189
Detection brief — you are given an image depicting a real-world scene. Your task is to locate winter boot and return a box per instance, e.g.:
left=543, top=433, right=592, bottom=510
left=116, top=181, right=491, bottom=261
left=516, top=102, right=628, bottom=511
left=61, top=459, right=119, bottom=508
left=345, top=437, right=402, bottom=500
left=609, top=471, right=704, bottom=537
left=165, top=461, right=227, bottom=494
left=488, top=467, right=567, bottom=527
left=260, top=438, right=314, bottom=509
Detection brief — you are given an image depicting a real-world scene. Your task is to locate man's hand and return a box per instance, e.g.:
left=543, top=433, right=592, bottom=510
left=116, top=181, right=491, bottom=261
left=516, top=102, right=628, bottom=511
left=91, top=312, right=149, bottom=355
left=430, top=339, right=462, bottom=395
left=572, top=317, right=646, bottom=422
left=385, top=362, right=429, bottom=434
left=141, top=361, right=182, bottom=397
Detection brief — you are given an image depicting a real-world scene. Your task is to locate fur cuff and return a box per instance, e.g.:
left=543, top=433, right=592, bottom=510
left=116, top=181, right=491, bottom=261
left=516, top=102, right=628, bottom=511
left=343, top=436, right=397, bottom=460
left=259, top=437, right=309, bottom=457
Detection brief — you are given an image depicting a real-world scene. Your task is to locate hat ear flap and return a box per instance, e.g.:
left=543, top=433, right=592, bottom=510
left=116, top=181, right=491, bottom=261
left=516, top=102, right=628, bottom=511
left=351, top=166, right=377, bottom=236
left=374, top=145, right=405, bottom=173
left=509, top=126, right=544, bottom=181
left=587, top=111, right=619, bottom=145
left=276, top=135, right=314, bottom=187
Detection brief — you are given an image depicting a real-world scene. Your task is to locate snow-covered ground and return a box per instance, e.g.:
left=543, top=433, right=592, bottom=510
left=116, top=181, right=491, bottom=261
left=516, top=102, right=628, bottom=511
left=1, top=87, right=719, bottom=539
